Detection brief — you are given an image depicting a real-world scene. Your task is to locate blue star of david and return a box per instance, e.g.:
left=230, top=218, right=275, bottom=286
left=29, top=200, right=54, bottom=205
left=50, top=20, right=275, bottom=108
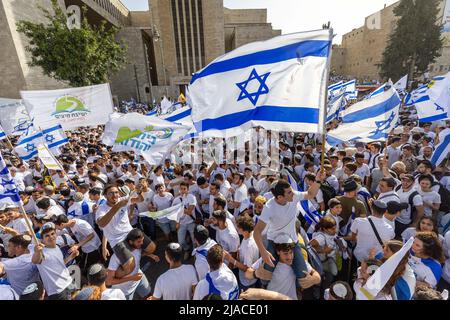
left=368, top=111, right=396, bottom=140
left=25, top=143, right=35, bottom=153
left=236, top=68, right=270, bottom=106
left=435, top=103, right=445, bottom=112
left=45, top=134, right=55, bottom=144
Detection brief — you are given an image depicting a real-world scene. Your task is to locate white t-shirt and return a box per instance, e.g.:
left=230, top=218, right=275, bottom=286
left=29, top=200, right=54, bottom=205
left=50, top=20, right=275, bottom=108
left=136, top=190, right=155, bottom=213
left=108, top=248, right=142, bottom=296
left=418, top=190, right=441, bottom=217
left=150, top=173, right=165, bottom=191
left=220, top=181, right=231, bottom=199
left=10, top=218, right=29, bottom=235
left=153, top=192, right=174, bottom=224
left=29, top=245, right=73, bottom=296
left=101, top=288, right=126, bottom=300
left=355, top=164, right=370, bottom=180
left=193, top=264, right=239, bottom=300
left=238, top=236, right=260, bottom=287
left=260, top=191, right=307, bottom=243
left=1, top=253, right=39, bottom=295
left=153, top=265, right=198, bottom=300
left=233, top=184, right=248, bottom=216
left=173, top=194, right=197, bottom=225
left=70, top=218, right=101, bottom=253
left=95, top=198, right=133, bottom=248
left=397, top=187, right=423, bottom=225
left=216, top=220, right=240, bottom=253
left=198, top=186, right=210, bottom=214
left=252, top=258, right=313, bottom=300
left=350, top=216, right=395, bottom=262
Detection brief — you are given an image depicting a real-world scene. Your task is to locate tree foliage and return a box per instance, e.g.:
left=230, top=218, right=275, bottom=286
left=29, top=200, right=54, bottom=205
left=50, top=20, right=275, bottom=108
left=380, top=0, right=443, bottom=82
left=16, top=0, right=127, bottom=87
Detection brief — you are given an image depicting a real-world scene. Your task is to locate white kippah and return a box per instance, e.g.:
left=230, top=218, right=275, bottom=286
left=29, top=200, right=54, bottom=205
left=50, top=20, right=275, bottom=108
left=332, top=283, right=348, bottom=298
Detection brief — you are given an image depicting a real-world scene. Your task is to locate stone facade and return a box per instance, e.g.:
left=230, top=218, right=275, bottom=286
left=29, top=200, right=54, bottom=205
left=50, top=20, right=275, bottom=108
left=332, top=0, right=450, bottom=82
left=0, top=0, right=281, bottom=102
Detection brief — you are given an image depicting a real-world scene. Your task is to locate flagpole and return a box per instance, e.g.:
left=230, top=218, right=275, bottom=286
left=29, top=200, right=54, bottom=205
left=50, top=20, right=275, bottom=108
left=320, top=27, right=333, bottom=173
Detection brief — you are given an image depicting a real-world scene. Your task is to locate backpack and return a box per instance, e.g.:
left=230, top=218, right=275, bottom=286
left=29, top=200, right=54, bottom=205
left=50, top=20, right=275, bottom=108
left=432, top=182, right=450, bottom=213
left=320, top=181, right=337, bottom=211
left=299, top=243, right=324, bottom=277
left=395, top=185, right=420, bottom=222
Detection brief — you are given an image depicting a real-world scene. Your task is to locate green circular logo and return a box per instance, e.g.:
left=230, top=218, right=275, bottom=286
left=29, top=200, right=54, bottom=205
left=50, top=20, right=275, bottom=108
left=54, top=95, right=88, bottom=114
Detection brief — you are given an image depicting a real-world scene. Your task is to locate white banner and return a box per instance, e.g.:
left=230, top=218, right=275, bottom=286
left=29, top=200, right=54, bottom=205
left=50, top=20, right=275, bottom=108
left=20, top=83, right=114, bottom=130
left=102, top=113, right=192, bottom=165
left=37, top=145, right=63, bottom=171
left=0, top=98, right=33, bottom=136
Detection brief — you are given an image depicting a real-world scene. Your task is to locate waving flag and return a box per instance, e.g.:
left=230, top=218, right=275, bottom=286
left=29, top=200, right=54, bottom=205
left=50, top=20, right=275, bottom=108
left=327, top=86, right=401, bottom=145
left=326, top=90, right=346, bottom=122
left=139, top=203, right=184, bottom=221
left=431, top=130, right=450, bottom=167
left=14, top=130, right=44, bottom=161
left=393, top=75, right=408, bottom=93
left=102, top=113, right=192, bottom=165
left=0, top=98, right=33, bottom=136
left=356, top=237, right=414, bottom=300
left=328, top=81, right=343, bottom=98
left=42, top=124, right=68, bottom=151
left=189, top=29, right=333, bottom=138
left=0, top=152, right=21, bottom=205
left=414, top=95, right=447, bottom=122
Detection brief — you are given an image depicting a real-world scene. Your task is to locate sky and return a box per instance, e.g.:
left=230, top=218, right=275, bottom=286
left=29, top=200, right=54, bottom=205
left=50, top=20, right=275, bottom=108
left=120, top=0, right=399, bottom=43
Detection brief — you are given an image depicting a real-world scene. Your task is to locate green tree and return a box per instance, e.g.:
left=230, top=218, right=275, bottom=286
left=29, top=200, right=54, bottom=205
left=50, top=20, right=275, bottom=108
left=380, top=0, right=443, bottom=85
left=16, top=0, right=127, bottom=87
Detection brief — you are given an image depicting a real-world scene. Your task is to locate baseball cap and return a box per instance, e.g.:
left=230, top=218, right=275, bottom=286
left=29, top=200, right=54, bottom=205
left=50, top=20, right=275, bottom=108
left=386, top=201, right=408, bottom=214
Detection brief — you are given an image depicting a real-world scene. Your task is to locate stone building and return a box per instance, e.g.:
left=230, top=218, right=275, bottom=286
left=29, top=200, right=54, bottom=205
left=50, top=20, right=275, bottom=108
left=332, top=0, right=450, bottom=82
left=0, top=0, right=280, bottom=103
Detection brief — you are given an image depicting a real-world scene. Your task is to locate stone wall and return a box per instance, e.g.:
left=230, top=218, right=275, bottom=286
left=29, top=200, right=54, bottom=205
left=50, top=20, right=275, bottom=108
left=224, top=8, right=267, bottom=24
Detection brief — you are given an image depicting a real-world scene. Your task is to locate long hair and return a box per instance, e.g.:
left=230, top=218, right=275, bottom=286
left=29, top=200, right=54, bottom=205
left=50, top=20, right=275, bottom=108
left=378, top=240, right=409, bottom=294
left=415, top=231, right=445, bottom=263
left=415, top=216, right=439, bottom=235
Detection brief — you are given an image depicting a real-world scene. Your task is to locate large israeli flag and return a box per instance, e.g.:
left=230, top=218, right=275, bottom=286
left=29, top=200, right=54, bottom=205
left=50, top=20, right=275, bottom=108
left=414, top=95, right=448, bottom=122
left=0, top=151, right=21, bottom=205
left=327, top=86, right=401, bottom=145
left=431, top=130, right=450, bottom=167
left=189, top=29, right=333, bottom=138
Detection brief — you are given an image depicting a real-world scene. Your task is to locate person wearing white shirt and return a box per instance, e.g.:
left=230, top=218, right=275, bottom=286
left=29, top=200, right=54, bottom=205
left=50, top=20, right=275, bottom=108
left=350, top=200, right=395, bottom=262
left=87, top=263, right=125, bottom=300
left=150, top=166, right=165, bottom=191
left=30, top=222, right=78, bottom=300
left=245, top=235, right=320, bottom=300
left=227, top=215, right=260, bottom=289
left=210, top=210, right=240, bottom=262
left=193, top=244, right=239, bottom=300
left=409, top=232, right=445, bottom=289
left=228, top=173, right=248, bottom=217
left=0, top=235, right=40, bottom=296
left=150, top=243, right=198, bottom=300
left=196, top=176, right=210, bottom=218
left=254, top=175, right=325, bottom=289
left=96, top=185, right=155, bottom=279
left=417, top=174, right=441, bottom=218
left=214, top=173, right=231, bottom=199
left=172, top=182, right=197, bottom=259
left=377, top=178, right=401, bottom=203
left=208, top=182, right=227, bottom=217
left=106, top=229, right=152, bottom=299
left=8, top=167, right=25, bottom=192
left=3, top=206, right=31, bottom=237
left=354, top=153, right=371, bottom=185
left=383, top=201, right=409, bottom=230
left=55, top=216, right=101, bottom=271
left=386, top=137, right=402, bottom=168
left=243, top=167, right=258, bottom=190
left=153, top=184, right=176, bottom=241
left=192, top=225, right=218, bottom=281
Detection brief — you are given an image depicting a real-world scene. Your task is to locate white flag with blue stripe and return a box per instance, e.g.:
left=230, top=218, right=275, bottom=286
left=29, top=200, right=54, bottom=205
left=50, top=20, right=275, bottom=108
left=189, top=29, right=333, bottom=138
left=0, top=125, right=6, bottom=140
left=326, top=89, right=346, bottom=122
left=0, top=98, right=33, bottom=136
left=428, top=72, right=450, bottom=120
left=328, top=81, right=343, bottom=98
left=393, top=75, right=408, bottom=93
left=42, top=124, right=68, bottom=151
left=327, top=86, right=401, bottom=145
left=414, top=94, right=447, bottom=122
left=431, top=130, right=450, bottom=167
left=0, top=151, right=21, bottom=205
left=329, top=80, right=357, bottom=100
left=14, top=130, right=44, bottom=161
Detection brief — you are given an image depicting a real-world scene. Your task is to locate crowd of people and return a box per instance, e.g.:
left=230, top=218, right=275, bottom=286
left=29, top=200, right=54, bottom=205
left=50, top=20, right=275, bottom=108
left=0, top=100, right=449, bottom=301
